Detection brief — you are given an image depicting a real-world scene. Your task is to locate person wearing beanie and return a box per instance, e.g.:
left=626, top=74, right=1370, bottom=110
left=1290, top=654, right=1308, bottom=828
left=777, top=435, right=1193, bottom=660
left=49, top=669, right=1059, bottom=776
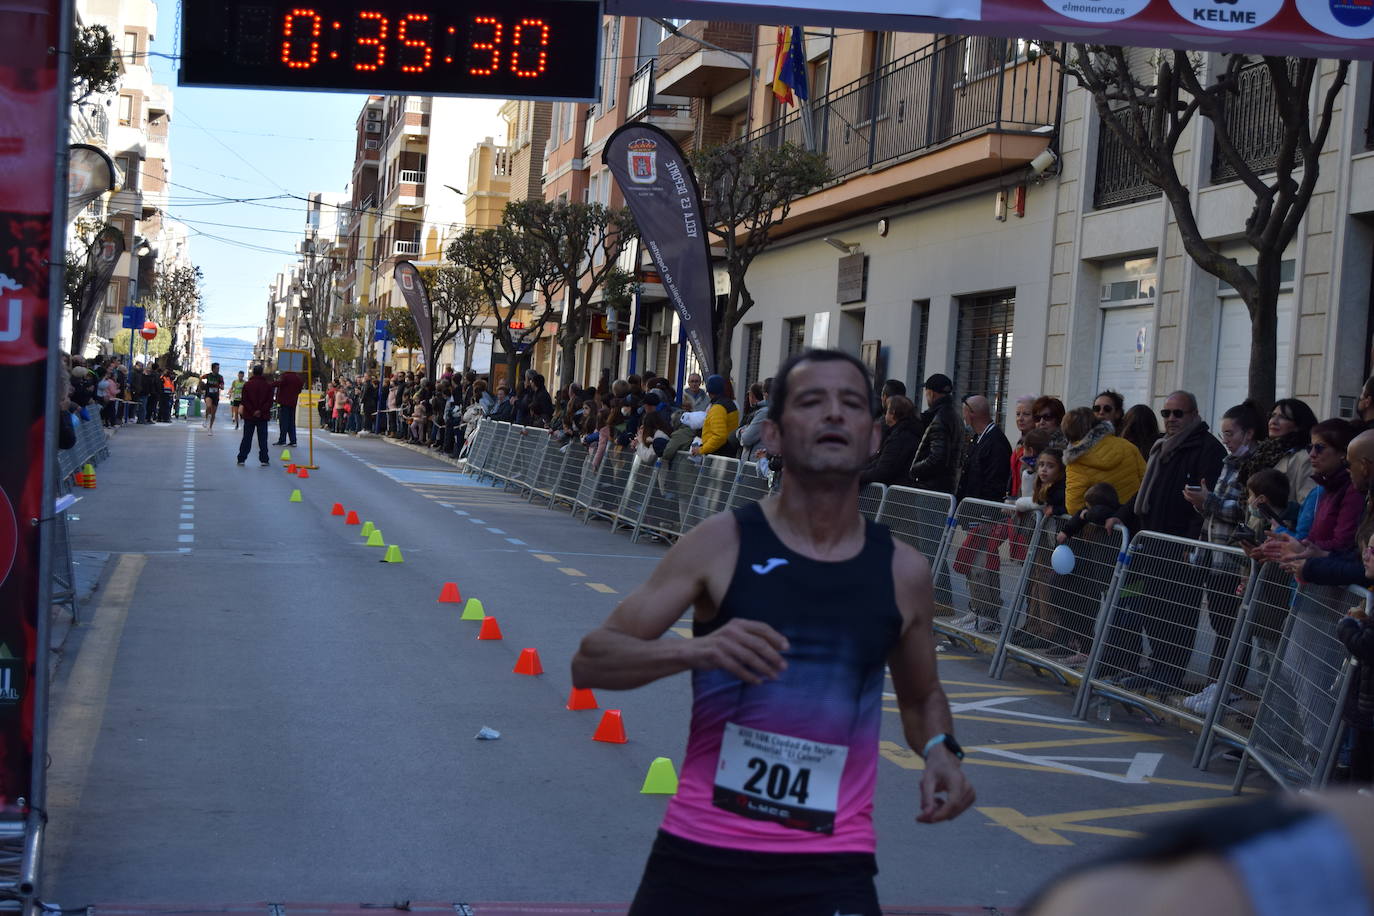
left=694, top=374, right=740, bottom=458
left=909, top=373, right=961, bottom=493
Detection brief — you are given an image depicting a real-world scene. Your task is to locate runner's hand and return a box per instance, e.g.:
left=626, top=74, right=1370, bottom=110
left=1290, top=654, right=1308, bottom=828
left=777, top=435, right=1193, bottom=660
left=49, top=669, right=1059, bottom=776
left=688, top=618, right=789, bottom=685
left=917, top=747, right=975, bottom=824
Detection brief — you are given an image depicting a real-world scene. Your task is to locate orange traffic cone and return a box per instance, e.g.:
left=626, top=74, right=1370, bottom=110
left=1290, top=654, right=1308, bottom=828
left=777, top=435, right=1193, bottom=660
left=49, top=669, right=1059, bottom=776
left=437, top=582, right=462, bottom=603
left=286, top=463, right=297, bottom=474
left=298, top=467, right=310, bottom=479
left=344, top=510, right=360, bottom=525
left=592, top=709, right=627, bottom=744
left=566, top=687, right=598, bottom=711
left=331, top=503, right=345, bottom=516
left=513, top=648, right=543, bottom=676
left=477, top=617, right=503, bottom=640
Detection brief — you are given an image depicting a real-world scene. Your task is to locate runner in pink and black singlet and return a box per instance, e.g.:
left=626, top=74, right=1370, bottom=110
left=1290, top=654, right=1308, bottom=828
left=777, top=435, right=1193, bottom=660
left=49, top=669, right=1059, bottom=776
left=573, top=349, right=975, bottom=916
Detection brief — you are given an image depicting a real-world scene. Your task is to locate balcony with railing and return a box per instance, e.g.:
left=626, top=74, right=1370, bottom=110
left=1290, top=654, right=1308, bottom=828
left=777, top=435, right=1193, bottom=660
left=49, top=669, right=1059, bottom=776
left=393, top=240, right=420, bottom=256
left=1093, top=109, right=1162, bottom=210
left=399, top=169, right=426, bottom=185
left=743, top=37, right=1061, bottom=232
left=1211, top=59, right=1301, bottom=184
left=627, top=60, right=694, bottom=139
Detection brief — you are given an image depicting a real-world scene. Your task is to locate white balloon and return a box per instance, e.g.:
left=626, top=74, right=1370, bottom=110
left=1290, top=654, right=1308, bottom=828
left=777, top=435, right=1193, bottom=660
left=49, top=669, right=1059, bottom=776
left=1051, top=543, right=1076, bottom=576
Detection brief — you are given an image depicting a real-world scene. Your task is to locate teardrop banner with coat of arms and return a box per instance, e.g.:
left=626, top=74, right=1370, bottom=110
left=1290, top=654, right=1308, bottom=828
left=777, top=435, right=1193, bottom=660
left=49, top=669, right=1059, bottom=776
left=605, top=123, right=716, bottom=374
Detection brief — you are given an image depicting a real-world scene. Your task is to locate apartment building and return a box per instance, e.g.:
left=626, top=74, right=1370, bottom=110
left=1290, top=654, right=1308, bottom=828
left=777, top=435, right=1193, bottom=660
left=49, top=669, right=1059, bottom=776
left=648, top=24, right=1372, bottom=431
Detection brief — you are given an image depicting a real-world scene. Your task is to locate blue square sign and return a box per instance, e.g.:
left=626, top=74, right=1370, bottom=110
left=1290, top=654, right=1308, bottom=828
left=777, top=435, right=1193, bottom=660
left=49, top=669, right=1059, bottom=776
left=121, top=305, right=145, bottom=330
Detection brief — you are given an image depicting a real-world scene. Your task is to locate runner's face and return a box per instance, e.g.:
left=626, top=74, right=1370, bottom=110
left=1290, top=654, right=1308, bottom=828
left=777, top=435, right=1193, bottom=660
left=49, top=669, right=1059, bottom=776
left=765, top=360, right=877, bottom=477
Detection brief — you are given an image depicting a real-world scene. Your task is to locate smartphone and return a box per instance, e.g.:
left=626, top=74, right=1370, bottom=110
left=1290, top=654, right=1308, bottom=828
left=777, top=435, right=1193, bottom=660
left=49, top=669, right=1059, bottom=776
left=1256, top=502, right=1286, bottom=526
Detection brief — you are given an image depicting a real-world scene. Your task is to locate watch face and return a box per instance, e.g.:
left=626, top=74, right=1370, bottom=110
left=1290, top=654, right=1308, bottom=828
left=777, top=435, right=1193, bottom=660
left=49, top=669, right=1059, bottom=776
left=944, top=736, right=964, bottom=759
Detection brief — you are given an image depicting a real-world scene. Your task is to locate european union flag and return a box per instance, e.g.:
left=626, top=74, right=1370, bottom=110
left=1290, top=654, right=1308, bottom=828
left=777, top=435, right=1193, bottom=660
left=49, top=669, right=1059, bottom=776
left=770, top=26, right=809, bottom=105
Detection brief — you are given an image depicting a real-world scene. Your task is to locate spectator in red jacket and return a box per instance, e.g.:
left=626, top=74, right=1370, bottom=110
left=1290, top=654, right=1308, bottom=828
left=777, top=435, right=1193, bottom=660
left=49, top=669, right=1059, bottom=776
left=274, top=369, right=304, bottom=447
left=237, top=365, right=275, bottom=467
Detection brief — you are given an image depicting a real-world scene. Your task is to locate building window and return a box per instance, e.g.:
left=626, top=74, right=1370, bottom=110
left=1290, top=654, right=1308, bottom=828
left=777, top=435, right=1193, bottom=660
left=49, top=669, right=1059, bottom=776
left=784, top=317, right=806, bottom=359
left=743, top=323, right=763, bottom=389
left=103, top=281, right=123, bottom=314
left=601, top=19, right=621, bottom=110
left=118, top=94, right=133, bottom=126
left=910, top=300, right=929, bottom=391
left=123, top=31, right=138, bottom=60
left=954, top=291, right=1015, bottom=427
left=564, top=103, right=575, bottom=142
left=115, top=154, right=137, bottom=189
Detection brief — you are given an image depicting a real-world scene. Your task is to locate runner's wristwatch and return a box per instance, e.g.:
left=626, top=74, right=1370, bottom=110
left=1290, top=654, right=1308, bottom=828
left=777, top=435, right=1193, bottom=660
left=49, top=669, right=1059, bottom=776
left=920, top=733, right=964, bottom=760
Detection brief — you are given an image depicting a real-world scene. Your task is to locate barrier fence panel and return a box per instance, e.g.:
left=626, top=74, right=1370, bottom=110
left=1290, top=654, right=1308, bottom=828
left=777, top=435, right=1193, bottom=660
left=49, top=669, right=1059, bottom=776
left=858, top=483, right=887, bottom=521
left=552, top=442, right=589, bottom=509
left=932, top=499, right=1043, bottom=656
left=993, top=519, right=1129, bottom=687
left=612, top=455, right=651, bottom=530
left=726, top=463, right=771, bottom=510
left=478, top=423, right=514, bottom=483
left=585, top=448, right=634, bottom=525
left=1230, top=583, right=1359, bottom=792
left=682, top=456, right=739, bottom=532
left=1076, top=532, right=1254, bottom=727
left=875, top=486, right=952, bottom=565
left=632, top=456, right=696, bottom=543
left=461, top=420, right=497, bottom=476
left=529, top=437, right=570, bottom=502
left=573, top=449, right=609, bottom=519
left=502, top=426, right=541, bottom=492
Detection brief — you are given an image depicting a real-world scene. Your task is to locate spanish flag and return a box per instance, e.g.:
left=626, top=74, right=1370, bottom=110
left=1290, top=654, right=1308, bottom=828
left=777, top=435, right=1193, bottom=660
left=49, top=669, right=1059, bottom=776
left=770, top=26, right=808, bottom=106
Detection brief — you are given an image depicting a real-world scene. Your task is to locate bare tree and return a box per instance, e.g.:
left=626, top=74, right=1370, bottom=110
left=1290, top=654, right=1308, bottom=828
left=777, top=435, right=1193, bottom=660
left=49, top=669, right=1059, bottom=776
left=420, top=264, right=487, bottom=374
left=151, top=263, right=203, bottom=370
left=692, top=141, right=830, bottom=383
left=447, top=219, right=558, bottom=385
left=1044, top=46, right=1347, bottom=407
left=505, top=199, right=638, bottom=389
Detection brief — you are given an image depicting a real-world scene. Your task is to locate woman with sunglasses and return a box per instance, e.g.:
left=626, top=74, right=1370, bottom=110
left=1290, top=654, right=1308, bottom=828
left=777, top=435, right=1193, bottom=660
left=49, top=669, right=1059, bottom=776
left=1092, top=390, right=1125, bottom=431
left=1031, top=396, right=1068, bottom=449
left=1250, top=397, right=1319, bottom=510
left=1268, top=419, right=1362, bottom=576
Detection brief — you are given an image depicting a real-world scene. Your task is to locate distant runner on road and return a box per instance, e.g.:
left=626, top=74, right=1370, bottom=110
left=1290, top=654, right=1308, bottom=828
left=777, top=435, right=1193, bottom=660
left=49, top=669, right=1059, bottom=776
left=229, top=370, right=245, bottom=430
left=572, top=348, right=974, bottom=916
left=199, top=362, right=225, bottom=435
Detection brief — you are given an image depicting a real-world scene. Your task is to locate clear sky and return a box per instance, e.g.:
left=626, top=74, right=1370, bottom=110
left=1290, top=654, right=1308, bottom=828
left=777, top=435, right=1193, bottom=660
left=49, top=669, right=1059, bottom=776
left=149, top=1, right=505, bottom=371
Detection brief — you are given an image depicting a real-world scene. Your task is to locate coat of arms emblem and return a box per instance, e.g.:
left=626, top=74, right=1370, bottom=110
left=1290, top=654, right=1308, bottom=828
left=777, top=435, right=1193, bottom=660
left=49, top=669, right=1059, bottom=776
left=628, top=137, right=657, bottom=184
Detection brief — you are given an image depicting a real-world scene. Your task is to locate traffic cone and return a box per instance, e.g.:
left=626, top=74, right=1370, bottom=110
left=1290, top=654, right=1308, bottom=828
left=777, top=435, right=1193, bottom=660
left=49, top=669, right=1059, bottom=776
left=331, top=503, right=345, bottom=516
left=513, top=648, right=543, bottom=675
left=566, top=687, right=598, bottom=711
left=345, top=510, right=360, bottom=525
left=360, top=521, right=375, bottom=537
left=288, top=489, right=302, bottom=503
left=460, top=598, right=485, bottom=621
left=298, top=467, right=310, bottom=479
left=280, top=448, right=292, bottom=461
left=74, top=468, right=87, bottom=488
left=383, top=544, right=404, bottom=563
left=640, top=757, right=679, bottom=795
left=477, top=616, right=503, bottom=640
left=593, top=710, right=627, bottom=744
left=286, top=463, right=296, bottom=474
left=438, top=582, right=462, bottom=603
left=366, top=529, right=384, bottom=546
left=83, top=464, right=97, bottom=488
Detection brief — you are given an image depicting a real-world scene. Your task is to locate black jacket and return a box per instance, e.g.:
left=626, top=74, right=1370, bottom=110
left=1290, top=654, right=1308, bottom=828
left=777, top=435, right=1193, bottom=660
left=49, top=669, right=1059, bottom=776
left=909, top=395, right=961, bottom=494
left=957, top=422, right=1012, bottom=503
left=1116, top=421, right=1226, bottom=540
left=1337, top=616, right=1374, bottom=725
left=861, top=416, right=922, bottom=487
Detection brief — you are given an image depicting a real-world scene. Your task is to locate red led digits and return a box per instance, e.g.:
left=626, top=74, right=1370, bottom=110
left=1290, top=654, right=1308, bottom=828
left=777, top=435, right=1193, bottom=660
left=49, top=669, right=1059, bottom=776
left=469, top=16, right=502, bottom=76
left=396, top=12, right=433, bottom=72
left=355, top=11, right=388, bottom=72
left=509, top=18, right=549, bottom=77
left=281, top=8, right=322, bottom=69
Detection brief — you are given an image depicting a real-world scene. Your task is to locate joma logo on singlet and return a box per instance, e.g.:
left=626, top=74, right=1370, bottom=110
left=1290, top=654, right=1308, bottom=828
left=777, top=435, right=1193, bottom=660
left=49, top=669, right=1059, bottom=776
left=751, top=558, right=789, bottom=575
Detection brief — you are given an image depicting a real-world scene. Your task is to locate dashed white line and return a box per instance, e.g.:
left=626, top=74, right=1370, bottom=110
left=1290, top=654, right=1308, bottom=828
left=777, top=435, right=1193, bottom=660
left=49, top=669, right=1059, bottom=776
left=486, top=527, right=505, bottom=535
left=454, top=509, right=469, bottom=516
left=177, top=534, right=194, bottom=543
left=506, top=538, right=526, bottom=546
left=180, top=513, right=193, bottom=520
left=179, top=523, right=194, bottom=531
left=469, top=518, right=486, bottom=524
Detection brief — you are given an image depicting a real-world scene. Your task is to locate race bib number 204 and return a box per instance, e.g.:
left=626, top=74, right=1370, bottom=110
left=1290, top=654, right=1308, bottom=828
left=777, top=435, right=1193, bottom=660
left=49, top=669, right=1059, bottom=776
left=712, top=722, right=849, bottom=834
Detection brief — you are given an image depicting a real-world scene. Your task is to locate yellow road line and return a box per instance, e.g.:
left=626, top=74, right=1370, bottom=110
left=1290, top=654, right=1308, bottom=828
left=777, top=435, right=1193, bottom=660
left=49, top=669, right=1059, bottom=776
left=979, top=796, right=1246, bottom=845
left=587, top=583, right=616, bottom=594
left=558, top=567, right=586, bottom=577
left=532, top=554, right=559, bottom=562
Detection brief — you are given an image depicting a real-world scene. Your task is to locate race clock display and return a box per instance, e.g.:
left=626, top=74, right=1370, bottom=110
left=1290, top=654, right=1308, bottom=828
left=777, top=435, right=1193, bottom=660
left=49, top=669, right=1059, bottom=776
left=179, top=0, right=601, bottom=101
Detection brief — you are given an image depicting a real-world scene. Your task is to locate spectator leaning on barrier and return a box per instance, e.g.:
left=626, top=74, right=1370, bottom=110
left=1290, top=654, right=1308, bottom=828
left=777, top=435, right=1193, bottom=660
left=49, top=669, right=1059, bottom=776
left=736, top=379, right=771, bottom=459
left=1267, top=426, right=1374, bottom=587
left=695, top=374, right=739, bottom=458
left=860, top=395, right=921, bottom=487
left=1062, top=406, right=1145, bottom=515
left=1118, top=404, right=1160, bottom=461
left=909, top=373, right=960, bottom=493
left=1013, top=428, right=1055, bottom=501
left=682, top=373, right=709, bottom=413
left=1031, top=396, right=1069, bottom=450
left=1336, top=547, right=1374, bottom=784
left=956, top=395, right=1012, bottom=504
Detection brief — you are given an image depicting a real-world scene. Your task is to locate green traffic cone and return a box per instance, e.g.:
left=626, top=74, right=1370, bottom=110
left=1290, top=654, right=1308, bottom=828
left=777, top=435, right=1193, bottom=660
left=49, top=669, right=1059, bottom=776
left=288, top=489, right=302, bottom=503
left=281, top=448, right=292, bottom=461
left=360, top=521, right=375, bottom=537
left=640, top=757, right=678, bottom=795
left=460, top=598, right=485, bottom=621
left=366, top=529, right=385, bottom=547
left=383, top=544, right=404, bottom=563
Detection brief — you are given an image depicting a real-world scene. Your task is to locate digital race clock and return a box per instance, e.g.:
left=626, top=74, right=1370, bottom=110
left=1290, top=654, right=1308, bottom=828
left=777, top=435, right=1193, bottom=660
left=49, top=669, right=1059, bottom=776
left=179, top=0, right=602, bottom=101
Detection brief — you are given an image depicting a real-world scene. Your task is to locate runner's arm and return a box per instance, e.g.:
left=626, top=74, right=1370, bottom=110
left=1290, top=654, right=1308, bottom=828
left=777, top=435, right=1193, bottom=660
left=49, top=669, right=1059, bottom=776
left=887, top=542, right=975, bottom=823
left=572, top=513, right=788, bottom=690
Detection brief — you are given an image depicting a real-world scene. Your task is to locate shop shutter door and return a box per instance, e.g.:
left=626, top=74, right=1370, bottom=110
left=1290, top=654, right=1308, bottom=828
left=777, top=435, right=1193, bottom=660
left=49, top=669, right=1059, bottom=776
left=1097, top=306, right=1153, bottom=409
left=1212, top=294, right=1292, bottom=427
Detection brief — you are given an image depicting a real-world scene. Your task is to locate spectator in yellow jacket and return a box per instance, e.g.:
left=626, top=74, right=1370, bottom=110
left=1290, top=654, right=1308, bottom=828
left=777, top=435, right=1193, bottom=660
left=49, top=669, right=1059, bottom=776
left=693, top=374, right=740, bottom=458
left=1062, top=406, right=1146, bottom=514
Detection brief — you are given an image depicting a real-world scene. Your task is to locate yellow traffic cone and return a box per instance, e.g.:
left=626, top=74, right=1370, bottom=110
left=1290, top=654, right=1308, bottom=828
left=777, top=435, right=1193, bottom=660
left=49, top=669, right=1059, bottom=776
left=288, top=489, right=302, bottom=503
left=360, top=521, right=375, bottom=537
left=280, top=448, right=292, bottom=461
left=460, top=598, right=485, bottom=621
left=383, top=544, right=404, bottom=563
left=640, top=757, right=679, bottom=795
left=366, top=529, right=384, bottom=547
left=83, top=463, right=97, bottom=488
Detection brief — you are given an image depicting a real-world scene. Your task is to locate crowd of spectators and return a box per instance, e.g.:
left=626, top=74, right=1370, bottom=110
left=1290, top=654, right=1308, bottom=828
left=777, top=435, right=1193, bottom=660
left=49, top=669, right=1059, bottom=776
left=66, top=354, right=188, bottom=426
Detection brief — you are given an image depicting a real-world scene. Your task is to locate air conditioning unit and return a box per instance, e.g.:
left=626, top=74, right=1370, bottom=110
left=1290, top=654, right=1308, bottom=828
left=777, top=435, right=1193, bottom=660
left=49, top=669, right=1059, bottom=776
left=365, top=122, right=381, bottom=133
left=364, top=139, right=380, bottom=150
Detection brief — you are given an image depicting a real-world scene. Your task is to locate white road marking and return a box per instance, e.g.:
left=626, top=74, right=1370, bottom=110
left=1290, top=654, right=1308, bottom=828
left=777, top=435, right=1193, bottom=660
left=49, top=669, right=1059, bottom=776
left=177, top=534, right=194, bottom=543
left=469, top=518, right=486, bottom=524
left=506, top=538, right=526, bottom=545
left=486, top=528, right=505, bottom=534
left=947, top=696, right=1082, bottom=725
left=973, top=749, right=1164, bottom=784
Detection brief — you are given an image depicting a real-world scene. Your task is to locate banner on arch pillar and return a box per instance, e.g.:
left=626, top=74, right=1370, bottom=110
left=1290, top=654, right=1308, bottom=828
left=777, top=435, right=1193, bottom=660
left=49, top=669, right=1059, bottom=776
left=606, top=0, right=1374, bottom=59
left=0, top=0, right=64, bottom=815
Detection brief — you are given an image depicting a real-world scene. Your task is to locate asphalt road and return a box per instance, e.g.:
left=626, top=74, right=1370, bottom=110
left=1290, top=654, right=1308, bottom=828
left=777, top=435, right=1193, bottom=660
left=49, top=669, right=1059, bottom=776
left=42, top=418, right=1255, bottom=911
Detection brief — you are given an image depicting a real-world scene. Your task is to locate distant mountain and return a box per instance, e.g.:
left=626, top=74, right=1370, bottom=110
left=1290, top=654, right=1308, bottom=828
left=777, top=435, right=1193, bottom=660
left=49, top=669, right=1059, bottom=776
left=203, top=337, right=256, bottom=375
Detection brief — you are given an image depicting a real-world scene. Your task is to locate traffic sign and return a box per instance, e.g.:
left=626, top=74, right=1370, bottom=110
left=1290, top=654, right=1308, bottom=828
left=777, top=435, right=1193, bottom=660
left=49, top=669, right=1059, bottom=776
left=121, top=305, right=146, bottom=330
left=139, top=320, right=158, bottom=341
left=374, top=320, right=392, bottom=342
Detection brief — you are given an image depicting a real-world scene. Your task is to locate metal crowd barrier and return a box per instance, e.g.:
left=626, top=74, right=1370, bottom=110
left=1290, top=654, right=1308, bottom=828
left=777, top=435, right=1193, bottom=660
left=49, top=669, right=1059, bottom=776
left=457, top=420, right=1364, bottom=792
left=57, top=412, right=110, bottom=493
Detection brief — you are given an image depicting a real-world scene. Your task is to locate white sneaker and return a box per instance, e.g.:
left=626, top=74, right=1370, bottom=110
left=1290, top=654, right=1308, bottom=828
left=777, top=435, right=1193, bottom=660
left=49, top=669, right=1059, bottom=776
left=949, top=612, right=977, bottom=630
left=1182, top=682, right=1218, bottom=713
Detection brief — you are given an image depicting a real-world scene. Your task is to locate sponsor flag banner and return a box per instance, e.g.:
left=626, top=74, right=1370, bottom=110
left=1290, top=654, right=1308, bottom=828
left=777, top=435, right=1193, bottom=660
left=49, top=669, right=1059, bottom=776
left=606, top=0, right=1374, bottom=59
left=67, top=144, right=117, bottom=222
left=80, top=225, right=126, bottom=323
left=0, top=0, right=64, bottom=816
left=392, top=260, right=434, bottom=374
left=605, top=123, right=716, bottom=373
